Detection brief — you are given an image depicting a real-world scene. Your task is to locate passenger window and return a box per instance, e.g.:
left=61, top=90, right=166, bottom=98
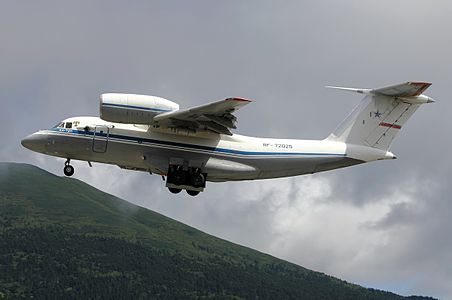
left=65, top=122, right=72, bottom=128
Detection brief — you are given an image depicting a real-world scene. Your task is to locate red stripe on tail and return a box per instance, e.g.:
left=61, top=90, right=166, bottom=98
left=379, top=122, right=402, bottom=129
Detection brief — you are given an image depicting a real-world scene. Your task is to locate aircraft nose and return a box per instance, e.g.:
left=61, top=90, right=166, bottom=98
left=21, top=133, right=46, bottom=153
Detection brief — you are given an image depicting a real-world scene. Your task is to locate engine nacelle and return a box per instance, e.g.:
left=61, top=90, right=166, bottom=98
left=100, top=93, right=179, bottom=124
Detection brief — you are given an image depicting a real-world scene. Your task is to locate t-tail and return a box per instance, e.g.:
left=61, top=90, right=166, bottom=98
left=326, top=82, right=434, bottom=160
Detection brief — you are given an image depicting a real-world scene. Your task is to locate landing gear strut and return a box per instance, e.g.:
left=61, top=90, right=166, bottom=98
left=63, top=159, right=74, bottom=177
left=172, top=167, right=186, bottom=186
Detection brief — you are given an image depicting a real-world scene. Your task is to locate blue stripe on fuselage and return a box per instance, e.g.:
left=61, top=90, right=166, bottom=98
left=48, top=128, right=345, bottom=157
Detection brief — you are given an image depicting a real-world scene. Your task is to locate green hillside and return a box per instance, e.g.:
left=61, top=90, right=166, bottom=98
left=0, top=163, right=433, bottom=299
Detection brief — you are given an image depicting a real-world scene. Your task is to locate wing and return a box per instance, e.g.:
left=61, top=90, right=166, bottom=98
left=372, top=82, right=431, bottom=97
left=153, top=97, right=252, bottom=135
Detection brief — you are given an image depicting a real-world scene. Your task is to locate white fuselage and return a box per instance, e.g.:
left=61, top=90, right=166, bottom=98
left=22, top=116, right=394, bottom=184
left=22, top=81, right=432, bottom=195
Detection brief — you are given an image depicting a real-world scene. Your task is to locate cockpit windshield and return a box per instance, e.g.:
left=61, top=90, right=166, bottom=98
left=53, top=122, right=64, bottom=128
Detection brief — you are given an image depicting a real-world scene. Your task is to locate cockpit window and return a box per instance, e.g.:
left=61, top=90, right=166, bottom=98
left=53, top=122, right=64, bottom=128
left=65, top=122, right=73, bottom=129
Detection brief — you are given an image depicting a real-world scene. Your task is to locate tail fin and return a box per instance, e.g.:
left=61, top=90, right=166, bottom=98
left=327, top=82, right=434, bottom=151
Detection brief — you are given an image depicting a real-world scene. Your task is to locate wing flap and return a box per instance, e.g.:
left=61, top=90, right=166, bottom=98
left=197, top=120, right=232, bottom=135
left=154, top=97, right=251, bottom=135
left=204, top=114, right=237, bottom=129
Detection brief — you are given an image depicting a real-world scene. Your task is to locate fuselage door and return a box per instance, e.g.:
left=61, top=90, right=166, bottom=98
left=92, top=125, right=109, bottom=153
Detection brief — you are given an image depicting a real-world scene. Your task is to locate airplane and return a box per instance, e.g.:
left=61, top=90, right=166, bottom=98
left=21, top=81, right=434, bottom=196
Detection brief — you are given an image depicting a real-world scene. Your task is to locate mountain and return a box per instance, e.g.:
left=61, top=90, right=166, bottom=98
left=0, top=163, right=434, bottom=299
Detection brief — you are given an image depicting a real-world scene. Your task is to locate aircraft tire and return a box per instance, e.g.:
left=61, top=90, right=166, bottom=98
left=168, top=187, right=182, bottom=194
left=186, top=190, right=200, bottom=197
left=190, top=173, right=205, bottom=188
left=64, top=165, right=75, bottom=177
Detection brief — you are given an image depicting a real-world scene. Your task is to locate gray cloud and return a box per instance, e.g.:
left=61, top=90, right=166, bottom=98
left=1, top=0, right=452, bottom=298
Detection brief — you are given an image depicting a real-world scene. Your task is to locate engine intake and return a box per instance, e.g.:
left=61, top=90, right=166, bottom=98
left=100, top=93, right=179, bottom=124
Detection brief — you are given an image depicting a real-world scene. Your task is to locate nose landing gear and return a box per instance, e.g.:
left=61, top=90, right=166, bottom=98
left=63, top=159, right=75, bottom=177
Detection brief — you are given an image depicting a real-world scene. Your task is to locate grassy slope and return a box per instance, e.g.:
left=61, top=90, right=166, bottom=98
left=0, top=163, right=433, bottom=299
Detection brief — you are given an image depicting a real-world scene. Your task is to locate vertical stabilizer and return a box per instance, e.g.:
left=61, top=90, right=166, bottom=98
left=327, top=82, right=434, bottom=151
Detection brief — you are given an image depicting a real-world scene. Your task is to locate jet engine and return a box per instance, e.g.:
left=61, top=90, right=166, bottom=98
left=100, top=93, right=179, bottom=124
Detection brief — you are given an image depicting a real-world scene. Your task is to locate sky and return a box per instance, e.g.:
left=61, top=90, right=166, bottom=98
left=1, top=1, right=451, bottom=298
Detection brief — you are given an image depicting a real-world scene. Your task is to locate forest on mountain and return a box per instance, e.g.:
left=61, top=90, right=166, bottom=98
left=0, top=163, right=435, bottom=299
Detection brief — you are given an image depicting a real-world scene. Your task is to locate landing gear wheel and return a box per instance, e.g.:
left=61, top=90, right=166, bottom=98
left=63, top=165, right=74, bottom=176
left=190, top=173, right=205, bottom=188
left=186, top=190, right=200, bottom=197
left=168, top=187, right=182, bottom=194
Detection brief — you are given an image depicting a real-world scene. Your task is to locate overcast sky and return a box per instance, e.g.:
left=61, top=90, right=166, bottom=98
left=1, top=1, right=451, bottom=298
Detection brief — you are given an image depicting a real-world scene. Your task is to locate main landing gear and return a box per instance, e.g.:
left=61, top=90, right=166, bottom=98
left=63, top=159, right=75, bottom=177
left=166, top=165, right=206, bottom=196
left=167, top=187, right=199, bottom=196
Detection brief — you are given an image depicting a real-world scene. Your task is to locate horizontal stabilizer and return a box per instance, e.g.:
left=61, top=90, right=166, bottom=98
left=372, top=82, right=431, bottom=97
left=325, top=86, right=372, bottom=94
left=327, top=82, right=432, bottom=97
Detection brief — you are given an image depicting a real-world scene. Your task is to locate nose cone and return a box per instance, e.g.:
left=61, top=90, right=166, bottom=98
left=21, top=133, right=46, bottom=153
